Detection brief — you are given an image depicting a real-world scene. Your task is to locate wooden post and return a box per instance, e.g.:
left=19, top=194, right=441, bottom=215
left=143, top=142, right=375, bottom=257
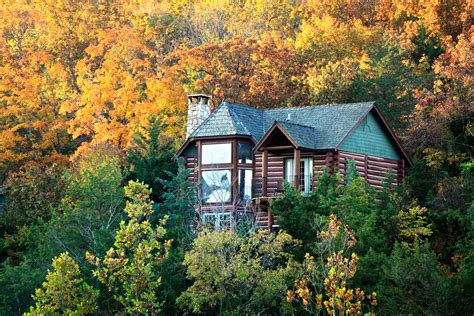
left=268, top=208, right=274, bottom=230
left=232, top=140, right=238, bottom=206
left=332, top=151, right=339, bottom=182
left=398, top=159, right=405, bottom=184
left=364, top=155, right=368, bottom=180
left=262, top=149, right=268, bottom=196
left=196, top=141, right=202, bottom=213
left=293, top=148, right=300, bottom=189
left=326, top=151, right=334, bottom=175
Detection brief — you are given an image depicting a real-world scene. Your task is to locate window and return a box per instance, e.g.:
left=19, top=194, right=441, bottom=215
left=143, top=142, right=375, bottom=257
left=201, top=170, right=231, bottom=203
left=284, top=158, right=313, bottom=193
left=238, top=142, right=253, bottom=164
left=202, top=212, right=232, bottom=230
left=202, top=143, right=231, bottom=164
left=238, top=169, right=253, bottom=201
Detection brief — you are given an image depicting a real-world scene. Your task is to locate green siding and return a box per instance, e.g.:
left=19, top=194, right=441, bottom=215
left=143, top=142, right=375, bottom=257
left=339, top=113, right=400, bottom=160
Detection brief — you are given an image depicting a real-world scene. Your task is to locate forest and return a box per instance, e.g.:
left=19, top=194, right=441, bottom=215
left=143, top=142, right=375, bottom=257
left=0, top=0, right=472, bottom=314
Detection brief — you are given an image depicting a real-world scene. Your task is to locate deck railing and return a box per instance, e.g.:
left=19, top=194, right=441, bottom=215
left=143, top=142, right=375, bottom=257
left=252, top=175, right=313, bottom=197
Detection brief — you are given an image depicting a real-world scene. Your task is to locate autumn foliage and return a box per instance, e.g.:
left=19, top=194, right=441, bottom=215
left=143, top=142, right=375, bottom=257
left=0, top=0, right=472, bottom=178
left=0, top=0, right=472, bottom=315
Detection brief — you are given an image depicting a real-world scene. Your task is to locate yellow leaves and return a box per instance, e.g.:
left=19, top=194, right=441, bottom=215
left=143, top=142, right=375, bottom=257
left=28, top=252, right=98, bottom=314
left=396, top=204, right=433, bottom=246
left=286, top=289, right=295, bottom=302
left=287, top=214, right=376, bottom=313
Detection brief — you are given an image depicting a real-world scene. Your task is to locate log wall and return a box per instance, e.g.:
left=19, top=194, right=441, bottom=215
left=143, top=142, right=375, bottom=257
left=254, top=151, right=329, bottom=195
left=337, top=151, right=401, bottom=190
left=182, top=146, right=405, bottom=199
left=184, top=156, right=198, bottom=186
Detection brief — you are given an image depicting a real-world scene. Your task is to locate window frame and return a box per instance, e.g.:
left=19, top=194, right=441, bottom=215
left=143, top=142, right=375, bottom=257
left=284, top=157, right=314, bottom=193
left=201, top=142, right=232, bottom=165
left=237, top=142, right=253, bottom=164
left=201, top=169, right=232, bottom=204
left=201, top=211, right=232, bottom=231
left=237, top=168, right=253, bottom=202
left=198, top=138, right=255, bottom=205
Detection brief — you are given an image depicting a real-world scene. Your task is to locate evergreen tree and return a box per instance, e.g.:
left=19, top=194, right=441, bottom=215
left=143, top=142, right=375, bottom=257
left=127, top=116, right=178, bottom=202
left=153, top=159, right=197, bottom=314
left=380, top=243, right=448, bottom=315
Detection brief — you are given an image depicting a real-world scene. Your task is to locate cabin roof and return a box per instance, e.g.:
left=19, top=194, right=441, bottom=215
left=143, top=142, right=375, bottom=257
left=266, top=121, right=318, bottom=150
left=180, top=101, right=411, bottom=164
left=189, top=101, right=375, bottom=149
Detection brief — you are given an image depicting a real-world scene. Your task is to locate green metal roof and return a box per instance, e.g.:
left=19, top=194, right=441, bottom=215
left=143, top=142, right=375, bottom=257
left=189, top=101, right=375, bottom=150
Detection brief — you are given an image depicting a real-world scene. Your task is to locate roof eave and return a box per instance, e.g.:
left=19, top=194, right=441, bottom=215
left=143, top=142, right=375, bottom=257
left=370, top=105, right=413, bottom=166
left=254, top=121, right=299, bottom=152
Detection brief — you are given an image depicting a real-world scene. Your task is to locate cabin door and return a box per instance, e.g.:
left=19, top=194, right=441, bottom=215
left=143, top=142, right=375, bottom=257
left=284, top=158, right=313, bottom=193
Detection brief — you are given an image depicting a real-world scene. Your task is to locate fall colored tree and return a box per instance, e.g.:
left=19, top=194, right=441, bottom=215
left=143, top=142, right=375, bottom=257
left=63, top=26, right=186, bottom=156
left=87, top=181, right=171, bottom=314
left=395, top=204, right=433, bottom=246
left=169, top=35, right=309, bottom=108
left=26, top=252, right=98, bottom=315
left=287, top=214, right=377, bottom=315
left=0, top=47, right=73, bottom=178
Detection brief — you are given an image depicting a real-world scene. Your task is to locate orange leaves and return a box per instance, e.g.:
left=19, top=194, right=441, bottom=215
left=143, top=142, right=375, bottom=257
left=169, top=36, right=308, bottom=108
left=0, top=43, right=71, bottom=174
left=65, top=26, right=185, bottom=155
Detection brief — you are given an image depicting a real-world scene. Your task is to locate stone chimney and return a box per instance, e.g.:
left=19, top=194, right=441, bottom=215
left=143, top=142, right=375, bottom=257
left=186, top=94, right=211, bottom=137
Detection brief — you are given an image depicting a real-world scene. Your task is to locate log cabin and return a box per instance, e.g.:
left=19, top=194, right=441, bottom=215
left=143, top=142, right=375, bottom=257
left=176, top=94, right=411, bottom=230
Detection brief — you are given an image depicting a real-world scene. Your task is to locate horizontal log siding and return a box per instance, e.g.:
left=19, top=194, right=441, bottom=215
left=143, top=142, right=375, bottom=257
left=255, top=151, right=287, bottom=195
left=255, top=151, right=329, bottom=194
left=313, top=154, right=329, bottom=186
left=184, top=157, right=198, bottom=186
left=338, top=151, right=401, bottom=190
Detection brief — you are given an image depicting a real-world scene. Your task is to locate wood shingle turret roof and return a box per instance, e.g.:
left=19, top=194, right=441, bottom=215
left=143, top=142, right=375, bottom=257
left=188, top=101, right=375, bottom=149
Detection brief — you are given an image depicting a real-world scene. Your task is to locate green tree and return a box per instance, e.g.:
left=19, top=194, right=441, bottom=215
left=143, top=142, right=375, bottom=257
left=271, top=169, right=338, bottom=249
left=322, top=162, right=387, bottom=256
left=449, top=202, right=474, bottom=313
left=0, top=257, right=48, bottom=315
left=26, top=252, right=98, bottom=315
left=287, top=215, right=377, bottom=315
left=87, top=181, right=171, bottom=315
left=3, top=162, right=66, bottom=224
left=380, top=243, right=448, bottom=315
left=177, top=229, right=298, bottom=314
left=127, top=115, right=178, bottom=202
left=1, top=162, right=66, bottom=242
left=153, top=160, right=197, bottom=314
left=158, top=160, right=196, bottom=246
left=47, top=145, right=125, bottom=263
